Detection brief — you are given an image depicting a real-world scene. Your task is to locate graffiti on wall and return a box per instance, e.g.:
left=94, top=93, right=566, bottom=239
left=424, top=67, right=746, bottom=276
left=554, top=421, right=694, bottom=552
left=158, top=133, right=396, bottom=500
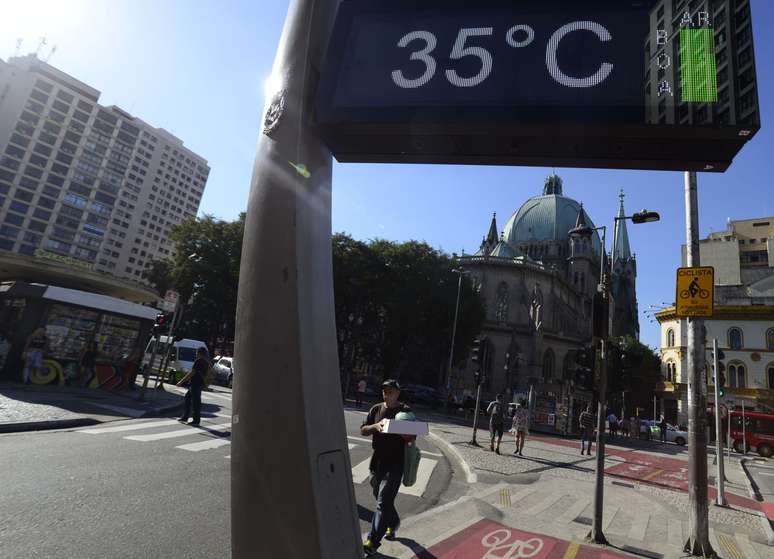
left=28, top=359, right=139, bottom=391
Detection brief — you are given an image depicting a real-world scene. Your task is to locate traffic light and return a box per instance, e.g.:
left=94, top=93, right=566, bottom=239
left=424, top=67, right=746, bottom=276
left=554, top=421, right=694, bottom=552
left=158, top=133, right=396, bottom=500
left=471, top=336, right=482, bottom=364
left=573, top=346, right=594, bottom=389
left=711, top=348, right=726, bottom=397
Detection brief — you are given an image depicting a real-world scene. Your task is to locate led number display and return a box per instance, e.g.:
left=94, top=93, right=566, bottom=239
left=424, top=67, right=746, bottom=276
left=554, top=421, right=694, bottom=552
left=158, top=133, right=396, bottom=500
left=316, top=0, right=760, bottom=172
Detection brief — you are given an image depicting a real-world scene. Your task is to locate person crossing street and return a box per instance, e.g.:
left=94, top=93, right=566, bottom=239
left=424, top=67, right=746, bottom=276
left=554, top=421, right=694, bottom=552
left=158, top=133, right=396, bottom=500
left=176, top=347, right=209, bottom=426
left=361, top=379, right=413, bottom=556
left=579, top=405, right=595, bottom=455
left=486, top=394, right=507, bottom=454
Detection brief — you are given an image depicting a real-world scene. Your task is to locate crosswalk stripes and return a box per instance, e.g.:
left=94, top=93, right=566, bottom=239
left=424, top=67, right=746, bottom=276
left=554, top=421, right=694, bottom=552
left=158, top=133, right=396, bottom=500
left=78, top=418, right=441, bottom=498
left=125, top=422, right=231, bottom=441
left=176, top=439, right=231, bottom=452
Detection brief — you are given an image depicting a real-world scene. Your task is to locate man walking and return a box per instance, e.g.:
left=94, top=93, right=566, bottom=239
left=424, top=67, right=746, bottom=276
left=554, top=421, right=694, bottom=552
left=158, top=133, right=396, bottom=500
left=361, top=380, right=413, bottom=556
left=486, top=394, right=507, bottom=454
left=659, top=415, right=668, bottom=444
left=511, top=400, right=529, bottom=456
left=176, top=347, right=208, bottom=426
left=579, top=404, right=595, bottom=455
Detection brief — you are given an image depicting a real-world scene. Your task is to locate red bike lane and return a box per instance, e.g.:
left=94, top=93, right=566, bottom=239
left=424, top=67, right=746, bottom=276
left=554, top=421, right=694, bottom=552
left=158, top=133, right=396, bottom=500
left=528, top=434, right=762, bottom=512
left=417, top=519, right=633, bottom=559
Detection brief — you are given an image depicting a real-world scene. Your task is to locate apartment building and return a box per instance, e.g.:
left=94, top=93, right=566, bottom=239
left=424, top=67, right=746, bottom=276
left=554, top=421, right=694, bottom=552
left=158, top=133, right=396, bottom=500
left=0, top=54, right=209, bottom=283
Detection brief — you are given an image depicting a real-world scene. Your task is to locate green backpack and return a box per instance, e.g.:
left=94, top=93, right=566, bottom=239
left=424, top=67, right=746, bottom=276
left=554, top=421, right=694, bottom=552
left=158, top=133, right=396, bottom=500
left=396, top=411, right=422, bottom=487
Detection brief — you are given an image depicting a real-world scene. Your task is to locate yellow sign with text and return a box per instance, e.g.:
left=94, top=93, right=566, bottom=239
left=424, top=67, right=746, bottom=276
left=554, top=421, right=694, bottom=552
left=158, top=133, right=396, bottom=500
left=675, top=266, right=714, bottom=317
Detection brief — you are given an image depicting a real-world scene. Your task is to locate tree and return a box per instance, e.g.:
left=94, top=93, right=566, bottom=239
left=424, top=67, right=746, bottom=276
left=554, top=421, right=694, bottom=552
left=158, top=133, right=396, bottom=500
left=144, top=214, right=245, bottom=353
left=332, top=234, right=484, bottom=389
left=608, top=335, right=662, bottom=418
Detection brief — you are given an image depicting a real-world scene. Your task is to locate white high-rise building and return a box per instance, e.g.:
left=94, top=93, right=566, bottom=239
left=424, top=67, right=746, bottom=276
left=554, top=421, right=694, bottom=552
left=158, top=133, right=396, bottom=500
left=0, top=55, right=209, bottom=283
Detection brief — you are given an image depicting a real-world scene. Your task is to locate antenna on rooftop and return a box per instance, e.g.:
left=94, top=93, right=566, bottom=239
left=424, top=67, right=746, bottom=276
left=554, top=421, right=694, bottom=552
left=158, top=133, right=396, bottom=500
left=43, top=45, right=57, bottom=63
left=13, top=38, right=23, bottom=58
left=35, top=37, right=47, bottom=58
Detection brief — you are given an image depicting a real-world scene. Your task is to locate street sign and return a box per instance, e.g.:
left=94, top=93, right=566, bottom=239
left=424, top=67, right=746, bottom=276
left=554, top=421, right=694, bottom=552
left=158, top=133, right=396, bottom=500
left=316, top=0, right=760, bottom=171
left=675, top=266, right=714, bottom=317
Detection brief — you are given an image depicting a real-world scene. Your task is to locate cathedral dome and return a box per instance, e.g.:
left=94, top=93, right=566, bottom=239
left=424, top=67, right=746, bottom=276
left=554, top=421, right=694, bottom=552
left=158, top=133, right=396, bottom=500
left=502, top=175, right=601, bottom=253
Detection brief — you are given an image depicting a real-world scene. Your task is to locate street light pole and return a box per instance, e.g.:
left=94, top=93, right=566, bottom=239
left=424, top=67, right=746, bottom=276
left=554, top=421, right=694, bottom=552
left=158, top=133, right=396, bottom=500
left=444, top=269, right=467, bottom=393
left=683, top=171, right=713, bottom=556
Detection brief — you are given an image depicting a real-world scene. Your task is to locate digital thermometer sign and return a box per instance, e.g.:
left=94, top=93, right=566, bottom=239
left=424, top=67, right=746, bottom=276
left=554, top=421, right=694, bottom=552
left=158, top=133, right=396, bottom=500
left=315, top=0, right=760, bottom=172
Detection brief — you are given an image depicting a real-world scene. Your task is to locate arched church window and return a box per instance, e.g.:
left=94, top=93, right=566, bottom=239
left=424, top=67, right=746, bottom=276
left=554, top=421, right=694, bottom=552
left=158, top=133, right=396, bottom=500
left=767, top=329, right=774, bottom=350
left=728, top=328, right=743, bottom=350
left=666, top=329, right=675, bottom=347
left=728, top=362, right=746, bottom=388
left=495, top=282, right=509, bottom=322
left=543, top=349, right=554, bottom=382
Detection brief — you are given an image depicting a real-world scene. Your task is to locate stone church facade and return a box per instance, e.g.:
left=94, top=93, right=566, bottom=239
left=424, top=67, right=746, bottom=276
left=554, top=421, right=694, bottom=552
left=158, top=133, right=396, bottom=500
left=452, top=175, right=639, bottom=433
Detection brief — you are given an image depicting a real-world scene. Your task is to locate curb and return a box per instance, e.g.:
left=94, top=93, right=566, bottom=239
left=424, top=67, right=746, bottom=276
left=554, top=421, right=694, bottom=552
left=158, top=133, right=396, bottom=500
left=138, top=402, right=182, bottom=417
left=740, top=458, right=774, bottom=546
left=0, top=417, right=99, bottom=434
left=428, top=430, right=478, bottom=484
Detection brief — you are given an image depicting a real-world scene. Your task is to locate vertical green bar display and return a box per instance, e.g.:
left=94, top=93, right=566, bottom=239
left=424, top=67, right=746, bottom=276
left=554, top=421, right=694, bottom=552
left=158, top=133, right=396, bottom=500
left=680, top=28, right=718, bottom=103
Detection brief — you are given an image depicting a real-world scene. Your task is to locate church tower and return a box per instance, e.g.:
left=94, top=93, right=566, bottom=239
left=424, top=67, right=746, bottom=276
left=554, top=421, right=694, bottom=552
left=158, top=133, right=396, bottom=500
left=611, top=191, right=639, bottom=339
left=567, top=204, right=596, bottom=299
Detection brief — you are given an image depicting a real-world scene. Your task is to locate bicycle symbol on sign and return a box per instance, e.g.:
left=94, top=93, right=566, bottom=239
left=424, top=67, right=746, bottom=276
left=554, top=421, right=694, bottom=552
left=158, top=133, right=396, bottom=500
left=679, top=278, right=709, bottom=300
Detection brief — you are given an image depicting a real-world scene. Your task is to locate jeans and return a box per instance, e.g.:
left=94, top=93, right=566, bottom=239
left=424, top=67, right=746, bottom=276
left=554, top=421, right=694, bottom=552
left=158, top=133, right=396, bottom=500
left=181, top=385, right=202, bottom=422
left=368, top=461, right=403, bottom=545
left=581, top=427, right=594, bottom=453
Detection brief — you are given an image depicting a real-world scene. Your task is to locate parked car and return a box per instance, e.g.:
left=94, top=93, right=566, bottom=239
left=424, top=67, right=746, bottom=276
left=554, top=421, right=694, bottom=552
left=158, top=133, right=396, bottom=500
left=211, top=356, right=234, bottom=387
left=638, top=420, right=687, bottom=445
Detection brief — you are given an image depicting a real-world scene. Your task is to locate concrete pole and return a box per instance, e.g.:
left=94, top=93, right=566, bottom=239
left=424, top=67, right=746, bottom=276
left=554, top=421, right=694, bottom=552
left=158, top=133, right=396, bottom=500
left=444, top=271, right=464, bottom=393
left=138, top=337, right=159, bottom=401
left=683, top=171, right=713, bottom=557
left=231, top=1, right=360, bottom=558
left=713, top=338, right=726, bottom=506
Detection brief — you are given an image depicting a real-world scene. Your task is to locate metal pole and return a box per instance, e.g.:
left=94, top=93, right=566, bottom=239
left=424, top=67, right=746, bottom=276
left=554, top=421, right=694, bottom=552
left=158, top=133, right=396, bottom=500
left=683, top=171, right=713, bottom=557
left=741, top=401, right=746, bottom=455
left=445, top=271, right=464, bottom=393
left=156, top=302, right=184, bottom=388
left=590, top=224, right=610, bottom=545
left=470, top=381, right=483, bottom=445
left=713, top=338, right=726, bottom=506
left=138, top=336, right=159, bottom=401
left=654, top=395, right=657, bottom=421
left=231, top=1, right=360, bottom=558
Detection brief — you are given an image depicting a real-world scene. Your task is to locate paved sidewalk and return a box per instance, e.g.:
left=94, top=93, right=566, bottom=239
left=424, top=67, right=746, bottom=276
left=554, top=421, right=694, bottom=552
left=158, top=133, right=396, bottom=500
left=390, top=420, right=774, bottom=559
left=0, top=378, right=183, bottom=433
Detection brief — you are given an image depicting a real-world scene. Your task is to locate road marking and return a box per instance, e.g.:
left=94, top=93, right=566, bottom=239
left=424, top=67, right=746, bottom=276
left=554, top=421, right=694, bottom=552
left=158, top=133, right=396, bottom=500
left=348, top=443, right=356, bottom=450
left=500, top=488, right=511, bottom=508
left=203, top=392, right=232, bottom=402
left=734, top=533, right=761, bottom=559
left=558, top=497, right=589, bottom=524
left=351, top=457, right=372, bottom=484
left=399, top=458, right=437, bottom=497
left=758, top=471, right=774, bottom=476
left=641, top=468, right=664, bottom=481
left=717, top=533, right=744, bottom=559
left=347, top=435, right=370, bottom=444
left=176, top=438, right=231, bottom=452
left=125, top=422, right=231, bottom=441
left=561, top=542, right=580, bottom=559
left=627, top=510, right=650, bottom=541
left=523, top=492, right=564, bottom=516
left=79, top=419, right=179, bottom=434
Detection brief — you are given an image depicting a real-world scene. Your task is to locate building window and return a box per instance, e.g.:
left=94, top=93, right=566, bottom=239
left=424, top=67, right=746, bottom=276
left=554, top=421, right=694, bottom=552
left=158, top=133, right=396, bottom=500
left=495, top=282, right=509, bottom=322
left=728, top=328, right=743, bottom=350
left=542, top=349, right=554, bottom=382
left=666, top=328, right=675, bottom=347
left=767, top=329, right=774, bottom=351
left=665, top=361, right=676, bottom=383
left=728, top=362, right=746, bottom=388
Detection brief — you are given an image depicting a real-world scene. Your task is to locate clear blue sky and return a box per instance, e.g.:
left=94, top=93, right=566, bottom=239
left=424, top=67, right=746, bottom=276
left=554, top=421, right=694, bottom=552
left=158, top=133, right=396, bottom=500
left=2, top=1, right=772, bottom=350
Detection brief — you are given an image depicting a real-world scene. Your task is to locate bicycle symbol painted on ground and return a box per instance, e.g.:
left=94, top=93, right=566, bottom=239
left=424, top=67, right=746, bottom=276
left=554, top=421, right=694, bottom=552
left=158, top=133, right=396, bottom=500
left=480, top=529, right=545, bottom=558
left=679, top=278, right=710, bottom=299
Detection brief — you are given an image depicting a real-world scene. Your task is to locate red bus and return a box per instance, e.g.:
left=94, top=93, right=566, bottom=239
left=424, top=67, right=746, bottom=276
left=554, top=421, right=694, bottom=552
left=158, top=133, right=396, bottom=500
left=729, top=410, right=774, bottom=458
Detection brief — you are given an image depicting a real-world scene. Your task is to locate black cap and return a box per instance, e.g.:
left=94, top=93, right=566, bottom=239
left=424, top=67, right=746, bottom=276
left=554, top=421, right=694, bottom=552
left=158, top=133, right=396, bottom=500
left=381, top=379, right=401, bottom=390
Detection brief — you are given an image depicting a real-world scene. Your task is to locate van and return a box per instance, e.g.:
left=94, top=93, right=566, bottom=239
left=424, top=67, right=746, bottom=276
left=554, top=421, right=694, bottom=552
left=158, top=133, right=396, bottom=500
left=143, top=336, right=208, bottom=375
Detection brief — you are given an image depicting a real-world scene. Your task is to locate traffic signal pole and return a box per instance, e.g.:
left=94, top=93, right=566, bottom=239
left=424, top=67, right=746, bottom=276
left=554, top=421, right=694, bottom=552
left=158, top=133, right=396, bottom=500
left=712, top=338, right=727, bottom=507
left=231, top=1, right=360, bottom=558
left=683, top=171, right=713, bottom=557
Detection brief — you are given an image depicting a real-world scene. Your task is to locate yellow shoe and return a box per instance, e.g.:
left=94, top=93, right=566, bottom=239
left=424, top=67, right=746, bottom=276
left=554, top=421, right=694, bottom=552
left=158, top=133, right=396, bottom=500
left=363, top=539, right=379, bottom=556
left=385, top=527, right=396, bottom=540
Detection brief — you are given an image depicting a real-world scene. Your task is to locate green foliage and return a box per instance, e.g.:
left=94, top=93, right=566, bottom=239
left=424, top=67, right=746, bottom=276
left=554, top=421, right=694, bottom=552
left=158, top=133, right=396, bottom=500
left=333, top=233, right=484, bottom=388
left=608, top=335, right=662, bottom=417
left=144, top=214, right=245, bottom=350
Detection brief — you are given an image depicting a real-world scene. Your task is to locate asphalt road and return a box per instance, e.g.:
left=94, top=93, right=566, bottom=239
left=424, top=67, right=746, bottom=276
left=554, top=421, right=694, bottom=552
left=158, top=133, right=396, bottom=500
left=0, top=388, right=455, bottom=558
left=746, top=458, right=774, bottom=502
